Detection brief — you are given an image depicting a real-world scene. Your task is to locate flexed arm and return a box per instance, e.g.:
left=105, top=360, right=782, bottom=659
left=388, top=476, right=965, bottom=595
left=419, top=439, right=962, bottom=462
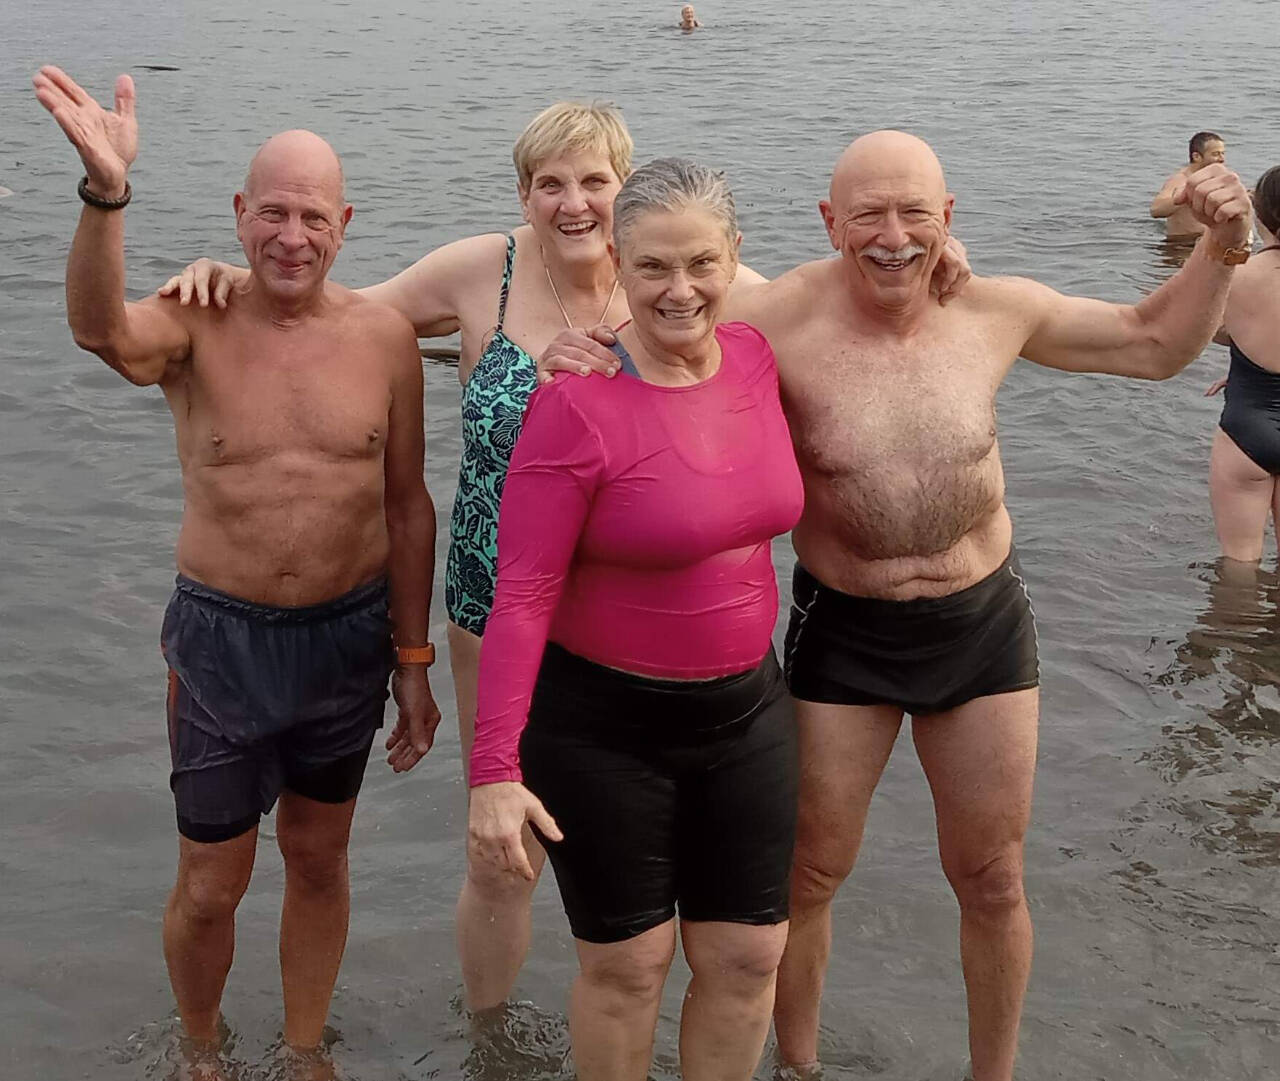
left=1017, top=164, right=1252, bottom=380
left=33, top=66, right=189, bottom=385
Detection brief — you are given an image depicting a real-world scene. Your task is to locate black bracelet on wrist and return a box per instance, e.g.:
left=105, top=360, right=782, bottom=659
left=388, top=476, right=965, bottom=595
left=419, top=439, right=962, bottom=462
left=77, top=176, right=132, bottom=210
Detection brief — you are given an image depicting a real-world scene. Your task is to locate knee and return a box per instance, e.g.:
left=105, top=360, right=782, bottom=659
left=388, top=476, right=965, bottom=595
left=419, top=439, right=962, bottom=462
left=280, top=837, right=349, bottom=893
left=946, top=851, right=1025, bottom=917
left=688, top=932, right=785, bottom=992
left=789, top=851, right=849, bottom=912
left=172, top=873, right=246, bottom=926
left=580, top=948, right=671, bottom=1009
left=464, top=856, right=538, bottom=907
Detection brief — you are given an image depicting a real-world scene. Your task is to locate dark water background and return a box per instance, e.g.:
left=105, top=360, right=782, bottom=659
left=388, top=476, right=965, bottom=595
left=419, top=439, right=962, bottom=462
left=2, top=1, right=1277, bottom=1078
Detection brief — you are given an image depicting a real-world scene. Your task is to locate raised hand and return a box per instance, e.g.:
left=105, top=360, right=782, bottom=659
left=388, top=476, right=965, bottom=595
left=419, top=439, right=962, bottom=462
left=32, top=66, right=137, bottom=199
left=1178, top=164, right=1252, bottom=249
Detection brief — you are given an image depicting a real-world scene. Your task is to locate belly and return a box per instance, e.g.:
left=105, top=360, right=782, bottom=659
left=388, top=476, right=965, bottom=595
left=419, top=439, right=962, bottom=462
left=177, top=455, right=390, bottom=604
left=800, top=451, right=1005, bottom=562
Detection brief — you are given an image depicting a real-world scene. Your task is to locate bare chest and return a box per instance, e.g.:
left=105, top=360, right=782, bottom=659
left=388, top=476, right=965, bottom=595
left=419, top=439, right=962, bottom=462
left=782, top=335, right=1002, bottom=480
left=173, top=326, right=392, bottom=466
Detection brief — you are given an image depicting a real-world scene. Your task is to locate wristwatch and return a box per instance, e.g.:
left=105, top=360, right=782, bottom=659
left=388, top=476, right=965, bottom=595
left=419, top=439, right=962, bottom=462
left=395, top=643, right=436, bottom=666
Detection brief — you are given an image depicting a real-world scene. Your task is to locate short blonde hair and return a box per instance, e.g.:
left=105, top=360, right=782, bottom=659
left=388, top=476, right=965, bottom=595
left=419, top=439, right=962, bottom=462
left=512, top=101, right=634, bottom=192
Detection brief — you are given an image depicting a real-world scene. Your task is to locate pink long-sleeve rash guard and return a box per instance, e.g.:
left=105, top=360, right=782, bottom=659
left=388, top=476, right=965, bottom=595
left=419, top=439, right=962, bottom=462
left=470, top=321, right=805, bottom=786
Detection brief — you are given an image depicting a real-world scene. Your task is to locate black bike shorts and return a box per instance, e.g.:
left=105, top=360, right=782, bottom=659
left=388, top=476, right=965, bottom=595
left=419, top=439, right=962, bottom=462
left=520, top=643, right=798, bottom=944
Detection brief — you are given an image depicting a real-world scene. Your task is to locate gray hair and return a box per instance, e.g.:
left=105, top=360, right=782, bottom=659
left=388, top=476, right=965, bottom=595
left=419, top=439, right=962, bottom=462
left=612, top=157, right=738, bottom=251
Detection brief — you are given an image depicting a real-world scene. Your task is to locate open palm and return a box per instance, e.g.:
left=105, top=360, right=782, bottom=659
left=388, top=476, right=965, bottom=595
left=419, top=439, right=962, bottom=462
left=33, top=66, right=137, bottom=194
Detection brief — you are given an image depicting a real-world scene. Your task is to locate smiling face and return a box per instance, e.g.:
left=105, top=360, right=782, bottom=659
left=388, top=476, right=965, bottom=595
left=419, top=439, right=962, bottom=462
left=613, top=205, right=739, bottom=354
left=235, top=130, right=351, bottom=302
left=1191, top=138, right=1226, bottom=168
left=820, top=131, right=953, bottom=312
left=520, top=149, right=623, bottom=268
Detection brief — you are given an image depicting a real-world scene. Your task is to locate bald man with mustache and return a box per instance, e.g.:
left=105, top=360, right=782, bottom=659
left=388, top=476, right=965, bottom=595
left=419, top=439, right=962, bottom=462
left=543, top=130, right=1252, bottom=1081
left=34, top=66, right=440, bottom=1076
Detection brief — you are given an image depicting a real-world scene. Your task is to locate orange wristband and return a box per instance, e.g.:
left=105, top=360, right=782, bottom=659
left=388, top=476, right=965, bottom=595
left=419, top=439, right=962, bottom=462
left=395, top=643, right=436, bottom=666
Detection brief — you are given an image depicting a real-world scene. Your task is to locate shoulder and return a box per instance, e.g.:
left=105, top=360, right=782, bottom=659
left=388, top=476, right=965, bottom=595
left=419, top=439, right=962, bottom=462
left=390, top=231, right=510, bottom=299
left=717, top=321, right=781, bottom=389
left=520, top=375, right=611, bottom=454
left=716, top=320, right=776, bottom=362
left=727, top=259, right=831, bottom=328
left=965, top=273, right=1055, bottom=313
left=340, top=286, right=418, bottom=340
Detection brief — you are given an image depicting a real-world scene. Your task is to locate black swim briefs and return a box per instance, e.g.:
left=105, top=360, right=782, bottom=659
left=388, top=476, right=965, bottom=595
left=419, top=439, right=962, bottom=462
left=520, top=643, right=798, bottom=944
left=783, top=548, right=1039, bottom=715
left=162, top=574, right=394, bottom=843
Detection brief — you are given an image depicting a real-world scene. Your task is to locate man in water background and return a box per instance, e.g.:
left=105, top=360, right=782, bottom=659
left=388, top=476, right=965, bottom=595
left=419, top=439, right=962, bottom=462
left=33, top=66, right=440, bottom=1078
left=1151, top=131, right=1228, bottom=239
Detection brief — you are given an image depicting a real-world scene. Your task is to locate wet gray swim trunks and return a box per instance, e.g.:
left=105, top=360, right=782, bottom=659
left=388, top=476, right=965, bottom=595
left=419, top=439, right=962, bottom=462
left=162, top=574, right=393, bottom=843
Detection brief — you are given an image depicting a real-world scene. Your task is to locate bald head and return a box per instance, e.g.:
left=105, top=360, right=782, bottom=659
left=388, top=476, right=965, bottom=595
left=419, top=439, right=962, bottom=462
left=243, top=129, right=345, bottom=204
left=828, top=130, right=946, bottom=211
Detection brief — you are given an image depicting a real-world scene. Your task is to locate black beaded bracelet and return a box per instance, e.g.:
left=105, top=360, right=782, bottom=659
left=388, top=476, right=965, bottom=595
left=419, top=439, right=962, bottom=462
left=77, top=176, right=132, bottom=210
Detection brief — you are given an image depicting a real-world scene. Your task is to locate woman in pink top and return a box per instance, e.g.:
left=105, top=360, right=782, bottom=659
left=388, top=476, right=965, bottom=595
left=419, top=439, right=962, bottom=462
left=468, top=158, right=805, bottom=1081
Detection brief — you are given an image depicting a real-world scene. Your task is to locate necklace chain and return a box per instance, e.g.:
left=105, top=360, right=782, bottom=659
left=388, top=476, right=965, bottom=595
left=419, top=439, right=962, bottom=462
left=543, top=253, right=619, bottom=329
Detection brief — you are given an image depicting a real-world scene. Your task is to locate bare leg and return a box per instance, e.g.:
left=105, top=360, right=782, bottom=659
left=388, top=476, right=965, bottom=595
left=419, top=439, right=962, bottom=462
left=913, top=688, right=1038, bottom=1081
left=163, top=828, right=258, bottom=1043
left=1210, top=429, right=1275, bottom=562
left=680, top=919, right=789, bottom=1081
left=570, top=921, right=676, bottom=1081
left=449, top=620, right=546, bottom=1010
left=773, top=701, right=903, bottom=1069
left=276, top=790, right=359, bottom=1051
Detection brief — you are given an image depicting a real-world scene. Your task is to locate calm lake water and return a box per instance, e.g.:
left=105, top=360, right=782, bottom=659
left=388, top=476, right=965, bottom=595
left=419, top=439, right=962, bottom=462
left=2, top=1, right=1277, bottom=1078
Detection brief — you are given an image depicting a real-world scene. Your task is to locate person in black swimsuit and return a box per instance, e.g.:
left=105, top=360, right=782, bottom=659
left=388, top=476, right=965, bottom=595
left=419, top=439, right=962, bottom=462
left=1206, top=166, right=1280, bottom=562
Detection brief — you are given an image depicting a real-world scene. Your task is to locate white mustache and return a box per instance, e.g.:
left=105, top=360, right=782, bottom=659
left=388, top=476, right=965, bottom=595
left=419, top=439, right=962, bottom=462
left=859, top=244, right=926, bottom=261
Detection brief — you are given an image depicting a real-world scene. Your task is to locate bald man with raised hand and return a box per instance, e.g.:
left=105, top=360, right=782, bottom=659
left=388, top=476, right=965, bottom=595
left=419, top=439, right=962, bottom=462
left=33, top=66, right=440, bottom=1076
left=542, top=130, right=1251, bottom=1081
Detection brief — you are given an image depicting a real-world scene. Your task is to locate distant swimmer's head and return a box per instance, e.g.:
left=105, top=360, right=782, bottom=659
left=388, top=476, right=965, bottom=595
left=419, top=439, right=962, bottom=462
left=1253, top=165, right=1280, bottom=239
left=1189, top=131, right=1226, bottom=167
left=820, top=131, right=954, bottom=308
left=235, top=130, right=353, bottom=299
left=610, top=157, right=741, bottom=354
left=514, top=101, right=633, bottom=269
left=680, top=5, right=699, bottom=29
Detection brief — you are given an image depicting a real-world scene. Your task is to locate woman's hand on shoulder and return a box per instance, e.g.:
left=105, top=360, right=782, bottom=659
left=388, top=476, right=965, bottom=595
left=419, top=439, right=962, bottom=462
left=467, top=780, right=562, bottom=880
left=537, top=324, right=621, bottom=385
left=157, top=258, right=248, bottom=309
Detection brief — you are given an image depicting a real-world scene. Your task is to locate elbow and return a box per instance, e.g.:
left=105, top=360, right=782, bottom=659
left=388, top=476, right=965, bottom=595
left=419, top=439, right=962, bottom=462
left=386, top=488, right=434, bottom=534
left=70, top=332, right=148, bottom=385
left=1139, top=343, right=1197, bottom=382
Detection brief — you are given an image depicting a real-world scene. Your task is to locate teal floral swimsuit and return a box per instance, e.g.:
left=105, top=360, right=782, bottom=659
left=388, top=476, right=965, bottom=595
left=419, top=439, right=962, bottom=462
left=445, top=235, right=539, bottom=635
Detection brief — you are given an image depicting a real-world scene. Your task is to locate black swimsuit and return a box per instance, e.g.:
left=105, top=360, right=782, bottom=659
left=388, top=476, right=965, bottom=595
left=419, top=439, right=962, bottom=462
left=1219, top=244, right=1280, bottom=474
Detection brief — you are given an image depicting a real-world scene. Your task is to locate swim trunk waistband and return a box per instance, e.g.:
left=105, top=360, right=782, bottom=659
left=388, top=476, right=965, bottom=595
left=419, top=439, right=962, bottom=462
left=783, top=547, right=1039, bottom=715
left=791, top=548, right=1023, bottom=618
left=173, top=573, right=389, bottom=623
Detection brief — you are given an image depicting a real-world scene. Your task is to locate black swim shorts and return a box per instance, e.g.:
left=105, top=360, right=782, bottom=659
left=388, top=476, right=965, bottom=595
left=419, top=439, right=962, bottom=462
left=520, top=643, right=798, bottom=945
left=783, top=548, right=1039, bottom=715
left=162, top=574, right=394, bottom=843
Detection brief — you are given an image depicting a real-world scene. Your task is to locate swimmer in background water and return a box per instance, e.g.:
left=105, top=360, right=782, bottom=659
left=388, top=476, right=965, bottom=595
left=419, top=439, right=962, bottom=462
left=1204, top=166, right=1280, bottom=562
left=680, top=4, right=702, bottom=30
left=1152, top=131, right=1228, bottom=239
